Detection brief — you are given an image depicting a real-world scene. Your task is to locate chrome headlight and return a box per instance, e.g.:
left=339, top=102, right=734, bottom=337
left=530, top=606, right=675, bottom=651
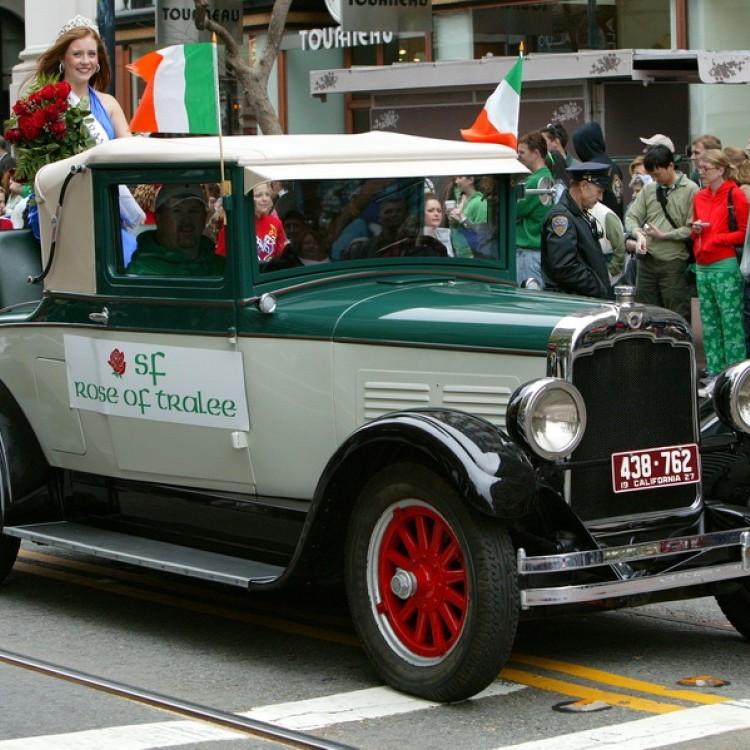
left=713, top=361, right=750, bottom=433
left=506, top=378, right=587, bottom=460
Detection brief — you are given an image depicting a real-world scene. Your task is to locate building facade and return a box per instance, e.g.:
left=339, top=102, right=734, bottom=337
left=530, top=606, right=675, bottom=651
left=3, top=1, right=750, bottom=161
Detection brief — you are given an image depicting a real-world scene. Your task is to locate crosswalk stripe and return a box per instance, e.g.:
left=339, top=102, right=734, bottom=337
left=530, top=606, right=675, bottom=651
left=0, top=681, right=524, bottom=748
left=491, top=698, right=750, bottom=749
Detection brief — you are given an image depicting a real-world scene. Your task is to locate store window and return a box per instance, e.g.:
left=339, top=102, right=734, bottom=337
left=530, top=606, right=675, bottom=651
left=435, top=1, right=672, bottom=60
left=349, top=34, right=428, bottom=66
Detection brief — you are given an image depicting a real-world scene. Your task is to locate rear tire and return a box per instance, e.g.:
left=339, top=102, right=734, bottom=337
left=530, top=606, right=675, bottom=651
left=345, top=462, right=518, bottom=702
left=0, top=535, right=20, bottom=583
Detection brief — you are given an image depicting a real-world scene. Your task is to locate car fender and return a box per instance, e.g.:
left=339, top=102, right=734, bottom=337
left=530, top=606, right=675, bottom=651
left=327, top=409, right=537, bottom=517
left=264, top=409, right=539, bottom=586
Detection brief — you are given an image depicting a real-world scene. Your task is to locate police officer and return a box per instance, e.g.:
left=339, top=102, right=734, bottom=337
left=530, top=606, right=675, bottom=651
left=541, top=162, right=615, bottom=300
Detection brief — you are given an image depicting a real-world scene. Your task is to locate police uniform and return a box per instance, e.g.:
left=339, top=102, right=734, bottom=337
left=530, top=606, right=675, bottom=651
left=541, top=162, right=615, bottom=300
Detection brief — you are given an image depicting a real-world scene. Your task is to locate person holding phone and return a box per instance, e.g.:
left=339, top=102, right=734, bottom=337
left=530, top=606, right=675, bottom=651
left=691, top=149, right=749, bottom=391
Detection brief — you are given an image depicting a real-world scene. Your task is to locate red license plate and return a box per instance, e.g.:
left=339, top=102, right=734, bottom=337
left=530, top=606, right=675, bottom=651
left=611, top=443, right=700, bottom=494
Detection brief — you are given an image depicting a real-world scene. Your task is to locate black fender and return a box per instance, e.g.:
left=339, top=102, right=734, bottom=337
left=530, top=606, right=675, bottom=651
left=700, top=398, right=750, bottom=505
left=0, top=380, right=54, bottom=527
left=705, top=501, right=750, bottom=532
left=279, top=409, right=539, bottom=584
left=322, top=409, right=538, bottom=519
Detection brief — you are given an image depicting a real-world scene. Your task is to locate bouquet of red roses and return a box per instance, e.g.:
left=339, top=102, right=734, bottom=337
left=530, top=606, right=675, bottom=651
left=4, top=75, right=96, bottom=182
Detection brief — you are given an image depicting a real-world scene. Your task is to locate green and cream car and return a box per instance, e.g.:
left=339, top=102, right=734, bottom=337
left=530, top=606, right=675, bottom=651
left=1, top=132, right=750, bottom=702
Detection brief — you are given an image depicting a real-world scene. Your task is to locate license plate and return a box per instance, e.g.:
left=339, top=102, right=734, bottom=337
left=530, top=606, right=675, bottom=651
left=611, top=443, right=700, bottom=494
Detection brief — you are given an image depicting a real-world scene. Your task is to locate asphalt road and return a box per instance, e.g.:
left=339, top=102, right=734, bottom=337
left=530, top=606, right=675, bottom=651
left=1, top=543, right=750, bottom=749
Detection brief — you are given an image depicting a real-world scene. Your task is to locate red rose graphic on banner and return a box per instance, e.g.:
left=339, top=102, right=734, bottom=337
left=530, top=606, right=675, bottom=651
left=108, top=348, right=127, bottom=378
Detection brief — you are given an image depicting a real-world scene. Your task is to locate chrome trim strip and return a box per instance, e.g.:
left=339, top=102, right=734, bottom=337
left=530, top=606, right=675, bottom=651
left=520, top=559, right=750, bottom=608
left=547, top=302, right=693, bottom=382
left=517, top=528, right=750, bottom=574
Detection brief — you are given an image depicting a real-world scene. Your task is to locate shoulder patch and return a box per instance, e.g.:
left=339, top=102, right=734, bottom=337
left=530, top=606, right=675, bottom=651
left=551, top=215, right=570, bottom=236
left=611, top=172, right=623, bottom=202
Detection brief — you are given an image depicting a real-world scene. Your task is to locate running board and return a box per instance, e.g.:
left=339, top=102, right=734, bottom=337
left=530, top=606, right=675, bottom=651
left=4, top=522, right=285, bottom=588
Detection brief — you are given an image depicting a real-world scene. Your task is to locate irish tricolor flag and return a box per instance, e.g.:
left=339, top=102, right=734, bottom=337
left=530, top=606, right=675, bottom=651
left=128, top=43, right=220, bottom=134
left=461, top=55, right=523, bottom=149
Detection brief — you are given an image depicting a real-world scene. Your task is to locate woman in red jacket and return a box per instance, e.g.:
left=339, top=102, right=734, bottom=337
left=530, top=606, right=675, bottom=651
left=692, top=149, right=749, bottom=386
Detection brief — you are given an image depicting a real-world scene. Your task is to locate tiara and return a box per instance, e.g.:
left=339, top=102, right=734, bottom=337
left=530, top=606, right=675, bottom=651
left=58, top=15, right=99, bottom=39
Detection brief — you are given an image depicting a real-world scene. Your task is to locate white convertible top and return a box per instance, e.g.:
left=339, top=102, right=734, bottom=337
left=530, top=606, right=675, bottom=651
left=37, top=131, right=525, bottom=193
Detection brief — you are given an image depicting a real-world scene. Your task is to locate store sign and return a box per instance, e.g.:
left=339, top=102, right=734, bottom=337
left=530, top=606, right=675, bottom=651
left=341, top=0, right=433, bottom=33
left=300, top=27, right=393, bottom=51
left=156, top=0, right=242, bottom=46
left=64, top=335, right=250, bottom=431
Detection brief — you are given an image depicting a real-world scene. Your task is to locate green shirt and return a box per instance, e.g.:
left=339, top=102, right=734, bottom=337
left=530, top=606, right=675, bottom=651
left=451, top=191, right=488, bottom=257
left=516, top=166, right=553, bottom=250
left=624, top=174, right=698, bottom=262
left=127, top=232, right=225, bottom=276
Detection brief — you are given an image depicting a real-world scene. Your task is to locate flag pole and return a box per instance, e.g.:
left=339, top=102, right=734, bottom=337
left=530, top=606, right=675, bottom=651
left=212, top=35, right=230, bottom=198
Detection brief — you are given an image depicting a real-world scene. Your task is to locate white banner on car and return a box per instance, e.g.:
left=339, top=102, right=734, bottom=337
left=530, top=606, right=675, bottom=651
left=64, top=335, right=250, bottom=431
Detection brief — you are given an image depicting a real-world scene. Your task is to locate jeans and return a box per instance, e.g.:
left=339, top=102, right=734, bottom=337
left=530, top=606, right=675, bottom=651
left=516, top=248, right=544, bottom=288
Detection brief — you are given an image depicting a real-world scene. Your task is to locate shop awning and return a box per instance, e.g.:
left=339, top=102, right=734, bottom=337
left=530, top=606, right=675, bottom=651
left=310, top=49, right=750, bottom=97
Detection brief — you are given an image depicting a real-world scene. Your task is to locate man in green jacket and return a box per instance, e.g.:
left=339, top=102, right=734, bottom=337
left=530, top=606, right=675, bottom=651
left=516, top=131, right=553, bottom=287
left=127, top=184, right=225, bottom=276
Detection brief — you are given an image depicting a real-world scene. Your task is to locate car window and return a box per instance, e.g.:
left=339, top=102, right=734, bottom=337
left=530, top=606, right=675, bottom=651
left=115, top=182, right=226, bottom=279
left=254, top=175, right=501, bottom=273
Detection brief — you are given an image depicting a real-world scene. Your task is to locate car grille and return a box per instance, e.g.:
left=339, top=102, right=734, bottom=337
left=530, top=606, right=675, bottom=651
left=569, top=337, right=697, bottom=522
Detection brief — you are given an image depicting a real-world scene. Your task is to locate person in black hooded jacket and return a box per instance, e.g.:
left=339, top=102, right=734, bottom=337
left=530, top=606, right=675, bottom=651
left=571, top=121, right=624, bottom=219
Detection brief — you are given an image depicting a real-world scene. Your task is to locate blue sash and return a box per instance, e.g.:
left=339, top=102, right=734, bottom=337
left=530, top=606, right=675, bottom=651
left=89, top=86, right=115, bottom=141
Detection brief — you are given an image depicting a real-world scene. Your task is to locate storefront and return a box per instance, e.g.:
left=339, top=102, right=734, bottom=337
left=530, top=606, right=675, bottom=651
left=6, top=1, right=750, bottom=159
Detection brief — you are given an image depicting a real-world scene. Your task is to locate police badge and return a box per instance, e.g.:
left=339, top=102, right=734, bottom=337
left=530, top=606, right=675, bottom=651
left=551, top=216, right=569, bottom=236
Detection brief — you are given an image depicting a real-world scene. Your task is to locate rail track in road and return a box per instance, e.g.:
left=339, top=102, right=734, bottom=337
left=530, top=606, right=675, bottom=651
left=5, top=545, right=750, bottom=750
left=0, top=647, right=357, bottom=750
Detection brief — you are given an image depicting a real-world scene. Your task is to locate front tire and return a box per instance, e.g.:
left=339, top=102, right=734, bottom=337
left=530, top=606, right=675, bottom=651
left=345, top=463, right=518, bottom=702
left=716, top=579, right=750, bottom=638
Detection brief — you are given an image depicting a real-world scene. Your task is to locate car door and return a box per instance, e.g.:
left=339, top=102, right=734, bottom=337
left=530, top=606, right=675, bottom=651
left=78, top=171, right=255, bottom=493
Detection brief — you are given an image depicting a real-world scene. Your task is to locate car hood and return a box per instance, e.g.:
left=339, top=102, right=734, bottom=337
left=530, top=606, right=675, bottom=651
left=252, top=274, right=601, bottom=353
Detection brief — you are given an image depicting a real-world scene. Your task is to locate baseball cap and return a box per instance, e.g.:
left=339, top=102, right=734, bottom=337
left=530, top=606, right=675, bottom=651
left=155, top=184, right=206, bottom=211
left=639, top=133, right=675, bottom=152
left=566, top=161, right=612, bottom=188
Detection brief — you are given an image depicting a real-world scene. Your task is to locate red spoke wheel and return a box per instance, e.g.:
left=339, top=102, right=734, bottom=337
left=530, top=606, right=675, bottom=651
left=346, top=463, right=518, bottom=702
left=372, top=501, right=468, bottom=661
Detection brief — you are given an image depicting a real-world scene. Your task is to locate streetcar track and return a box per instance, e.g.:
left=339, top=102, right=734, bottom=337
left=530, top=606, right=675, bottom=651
left=10, top=547, right=737, bottom=716
left=0, top=648, right=357, bottom=750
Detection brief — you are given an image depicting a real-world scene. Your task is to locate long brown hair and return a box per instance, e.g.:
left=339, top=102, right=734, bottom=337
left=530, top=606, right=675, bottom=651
left=725, top=146, right=750, bottom=186
left=34, top=28, right=111, bottom=92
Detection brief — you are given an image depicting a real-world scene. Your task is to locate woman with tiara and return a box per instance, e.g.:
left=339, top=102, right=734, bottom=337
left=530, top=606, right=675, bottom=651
left=32, top=14, right=131, bottom=142
left=21, top=15, right=143, bottom=248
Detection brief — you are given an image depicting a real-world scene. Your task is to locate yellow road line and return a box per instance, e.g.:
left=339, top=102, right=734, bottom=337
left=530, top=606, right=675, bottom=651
left=14, top=553, right=731, bottom=714
left=18, top=549, right=351, bottom=628
left=509, top=653, right=728, bottom=705
left=500, top=667, right=684, bottom=714
left=12, top=561, right=360, bottom=648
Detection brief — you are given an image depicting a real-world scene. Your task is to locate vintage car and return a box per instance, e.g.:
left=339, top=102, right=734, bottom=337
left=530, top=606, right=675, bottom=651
left=1, top=132, right=749, bottom=703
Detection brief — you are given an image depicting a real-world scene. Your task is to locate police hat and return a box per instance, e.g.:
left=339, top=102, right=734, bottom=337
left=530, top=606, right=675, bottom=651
left=566, top=162, right=612, bottom=188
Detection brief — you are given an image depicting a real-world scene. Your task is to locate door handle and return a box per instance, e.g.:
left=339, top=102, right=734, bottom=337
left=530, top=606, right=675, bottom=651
left=88, top=307, right=109, bottom=325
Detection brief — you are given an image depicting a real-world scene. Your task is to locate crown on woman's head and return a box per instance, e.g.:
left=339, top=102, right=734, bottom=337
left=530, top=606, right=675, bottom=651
left=57, top=15, right=99, bottom=39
